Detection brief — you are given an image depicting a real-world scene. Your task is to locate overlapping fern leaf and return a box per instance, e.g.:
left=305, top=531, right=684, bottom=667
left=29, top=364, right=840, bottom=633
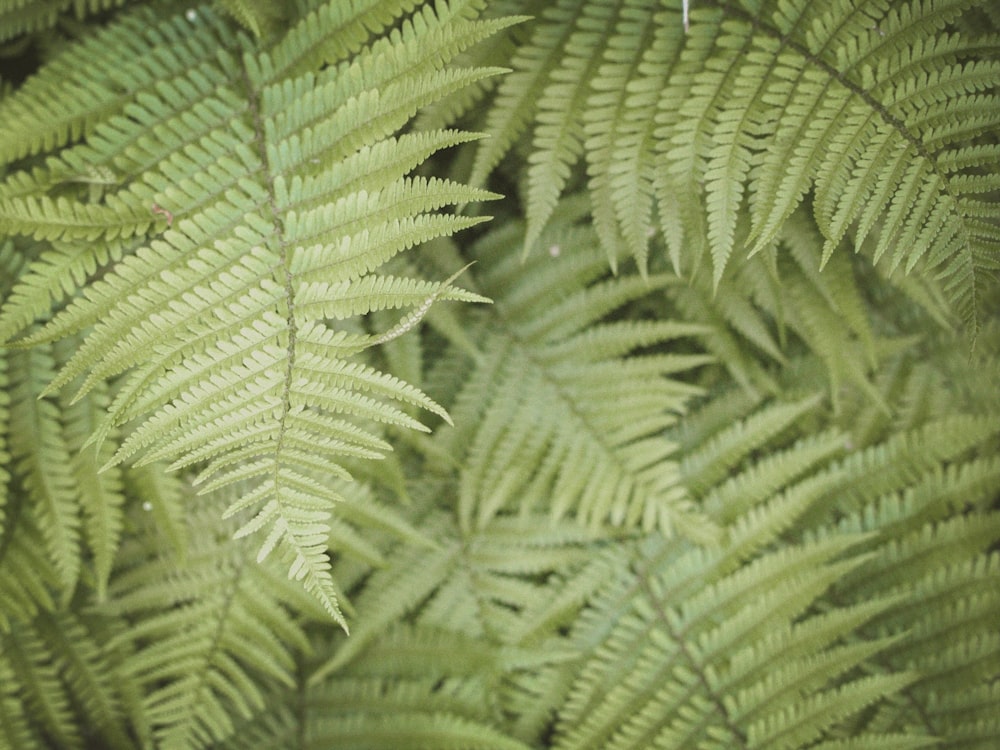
left=424, top=208, right=716, bottom=539
left=1, top=1, right=999, bottom=748
left=101, top=490, right=328, bottom=750
left=222, top=472, right=601, bottom=750
left=665, top=207, right=926, bottom=407
left=6, top=337, right=128, bottom=602
left=0, top=0, right=510, bottom=624
left=0, top=608, right=136, bottom=750
left=471, top=0, right=1000, bottom=328
left=535, top=340, right=1000, bottom=749
left=310, top=515, right=587, bottom=749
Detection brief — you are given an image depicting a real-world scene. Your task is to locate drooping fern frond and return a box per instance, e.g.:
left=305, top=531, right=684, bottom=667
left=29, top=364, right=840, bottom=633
left=55, top=339, right=127, bottom=601
left=473, top=0, right=1000, bottom=328
left=0, top=513, right=58, bottom=633
left=0, top=0, right=511, bottom=624
left=7, top=343, right=82, bottom=593
left=0, top=241, right=12, bottom=538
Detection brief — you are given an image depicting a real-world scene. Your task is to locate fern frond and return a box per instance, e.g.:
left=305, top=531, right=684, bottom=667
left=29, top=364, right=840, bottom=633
left=1, top=622, right=82, bottom=749
left=1, top=2, right=999, bottom=747
left=29, top=611, right=135, bottom=749
left=0, top=350, right=8, bottom=541
left=479, top=0, right=1000, bottom=328
left=0, top=0, right=506, bottom=623
left=122, top=462, right=186, bottom=561
left=214, top=0, right=286, bottom=38
left=697, top=0, right=1000, bottom=328
left=0, top=238, right=131, bottom=346
left=0, top=606, right=137, bottom=749
left=431, top=220, right=714, bottom=538
left=469, top=0, right=585, bottom=190
left=0, top=4, right=230, bottom=163
left=312, top=508, right=593, bottom=682
left=664, top=208, right=924, bottom=405
left=537, top=314, right=1000, bottom=749
left=522, top=0, right=621, bottom=250
left=550, top=532, right=899, bottom=750
left=8, top=344, right=81, bottom=592
left=233, top=656, right=537, bottom=750
left=3, top=334, right=134, bottom=604
left=56, top=344, right=125, bottom=601
left=105, top=493, right=317, bottom=750
left=296, top=495, right=601, bottom=746
left=308, top=705, right=533, bottom=750
left=0, top=515, right=57, bottom=632
left=0, top=647, right=33, bottom=748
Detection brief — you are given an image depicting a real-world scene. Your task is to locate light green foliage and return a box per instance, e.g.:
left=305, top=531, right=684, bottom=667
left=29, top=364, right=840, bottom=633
left=432, top=218, right=714, bottom=538
left=1, top=0, right=507, bottom=626
left=479, top=0, right=1000, bottom=328
left=0, top=0, right=998, bottom=748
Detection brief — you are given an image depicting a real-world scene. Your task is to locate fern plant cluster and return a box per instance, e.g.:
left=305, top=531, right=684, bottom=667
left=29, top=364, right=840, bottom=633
left=0, top=0, right=998, bottom=748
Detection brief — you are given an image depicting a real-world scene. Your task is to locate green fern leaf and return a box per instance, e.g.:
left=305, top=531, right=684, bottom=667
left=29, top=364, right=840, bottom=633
left=0, top=516, right=57, bottom=633
left=309, top=710, right=533, bottom=750
left=106, top=495, right=317, bottom=750
left=28, top=611, right=134, bottom=749
left=0, top=0, right=133, bottom=42
left=581, top=0, right=658, bottom=271
left=0, top=5, right=228, bottom=162
left=56, top=347, right=125, bottom=601
left=0, top=648, right=34, bottom=748
left=747, top=673, right=920, bottom=750
left=480, top=0, right=1000, bottom=328
left=535, top=323, right=1000, bottom=748
left=432, top=219, right=714, bottom=538
left=0, top=610, right=133, bottom=749
left=523, top=0, right=621, bottom=250
left=469, top=0, right=584, bottom=190
left=8, top=345, right=81, bottom=592
left=0, top=0, right=507, bottom=624
left=1, top=625, right=81, bottom=749
left=0, top=238, right=132, bottom=346
left=312, top=508, right=592, bottom=684
left=0, top=350, right=8, bottom=541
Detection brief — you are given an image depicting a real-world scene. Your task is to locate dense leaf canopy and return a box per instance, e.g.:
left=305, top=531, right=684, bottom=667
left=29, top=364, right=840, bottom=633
left=0, top=0, right=997, bottom=748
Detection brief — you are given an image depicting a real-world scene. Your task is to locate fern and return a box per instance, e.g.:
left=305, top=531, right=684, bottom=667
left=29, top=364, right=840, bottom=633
left=104, top=492, right=323, bottom=749
left=0, top=0, right=132, bottom=42
left=0, top=1, right=999, bottom=748
left=0, top=0, right=508, bottom=624
left=0, top=609, right=135, bottom=749
left=539, top=381, right=1000, bottom=749
left=429, top=216, right=715, bottom=538
left=474, top=0, right=1000, bottom=328
left=7, top=343, right=82, bottom=593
